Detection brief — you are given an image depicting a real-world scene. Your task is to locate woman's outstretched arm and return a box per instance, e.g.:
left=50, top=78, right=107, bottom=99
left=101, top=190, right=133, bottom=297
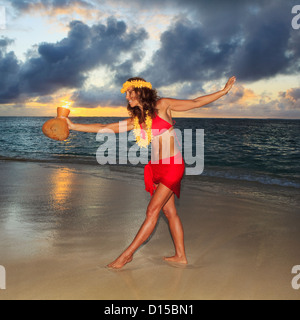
left=66, top=118, right=134, bottom=133
left=161, top=76, right=236, bottom=112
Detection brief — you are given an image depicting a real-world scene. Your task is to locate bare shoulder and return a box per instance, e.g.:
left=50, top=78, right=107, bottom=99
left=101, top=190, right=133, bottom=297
left=156, top=98, right=170, bottom=112
left=156, top=98, right=173, bottom=120
left=156, top=98, right=168, bottom=110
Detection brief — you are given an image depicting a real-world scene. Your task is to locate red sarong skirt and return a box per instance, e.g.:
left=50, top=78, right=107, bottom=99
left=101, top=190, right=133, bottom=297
left=144, top=153, right=185, bottom=198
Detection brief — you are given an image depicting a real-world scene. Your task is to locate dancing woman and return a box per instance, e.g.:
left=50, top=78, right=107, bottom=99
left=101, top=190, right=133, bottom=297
left=66, top=76, right=236, bottom=269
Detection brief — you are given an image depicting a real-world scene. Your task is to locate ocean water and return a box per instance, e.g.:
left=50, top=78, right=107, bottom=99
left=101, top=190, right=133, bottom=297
left=0, top=117, right=299, bottom=189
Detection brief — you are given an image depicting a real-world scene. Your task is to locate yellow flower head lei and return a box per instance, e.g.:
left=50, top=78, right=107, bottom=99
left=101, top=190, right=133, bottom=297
left=120, top=80, right=152, bottom=94
left=121, top=80, right=154, bottom=148
left=133, top=111, right=154, bottom=149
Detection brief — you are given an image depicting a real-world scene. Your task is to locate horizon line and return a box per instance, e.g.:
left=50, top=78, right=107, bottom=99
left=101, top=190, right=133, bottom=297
left=0, top=115, right=299, bottom=120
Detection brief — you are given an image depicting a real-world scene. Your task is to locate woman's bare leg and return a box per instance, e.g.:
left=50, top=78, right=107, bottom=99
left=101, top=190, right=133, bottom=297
left=162, top=194, right=188, bottom=264
left=107, top=184, right=174, bottom=269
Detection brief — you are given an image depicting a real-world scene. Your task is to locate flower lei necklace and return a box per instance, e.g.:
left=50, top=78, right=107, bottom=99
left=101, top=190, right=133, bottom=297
left=133, top=111, right=153, bottom=149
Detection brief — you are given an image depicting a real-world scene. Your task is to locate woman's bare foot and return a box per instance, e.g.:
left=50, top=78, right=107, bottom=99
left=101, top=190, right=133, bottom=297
left=107, top=254, right=133, bottom=269
left=164, top=255, right=188, bottom=264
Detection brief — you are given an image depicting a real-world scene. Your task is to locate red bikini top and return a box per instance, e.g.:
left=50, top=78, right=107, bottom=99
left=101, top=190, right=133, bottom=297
left=140, top=112, right=174, bottom=138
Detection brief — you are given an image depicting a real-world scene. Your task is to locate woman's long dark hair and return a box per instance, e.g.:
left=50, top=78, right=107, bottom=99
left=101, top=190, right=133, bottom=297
left=126, top=77, right=160, bottom=123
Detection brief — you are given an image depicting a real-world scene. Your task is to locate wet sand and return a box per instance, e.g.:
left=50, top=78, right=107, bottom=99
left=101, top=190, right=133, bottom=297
left=0, top=160, right=299, bottom=300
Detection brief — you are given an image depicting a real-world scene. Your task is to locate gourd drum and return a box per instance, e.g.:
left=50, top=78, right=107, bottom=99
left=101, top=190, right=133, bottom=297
left=42, top=107, right=70, bottom=141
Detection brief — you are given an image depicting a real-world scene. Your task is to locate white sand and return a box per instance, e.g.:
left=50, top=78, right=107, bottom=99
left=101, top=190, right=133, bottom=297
left=0, top=160, right=299, bottom=300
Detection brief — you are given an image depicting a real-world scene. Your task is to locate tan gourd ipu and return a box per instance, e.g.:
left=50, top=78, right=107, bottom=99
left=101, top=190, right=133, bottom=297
left=42, top=107, right=70, bottom=141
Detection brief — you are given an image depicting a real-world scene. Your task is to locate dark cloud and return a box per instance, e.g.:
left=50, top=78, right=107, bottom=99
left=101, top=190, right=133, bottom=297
left=2, top=0, right=300, bottom=110
left=36, top=96, right=54, bottom=103
left=289, top=88, right=300, bottom=101
left=232, top=1, right=297, bottom=81
left=280, top=88, right=300, bottom=110
left=0, top=18, right=148, bottom=104
left=0, top=39, right=21, bottom=104
left=0, top=38, right=14, bottom=48
left=71, top=86, right=124, bottom=108
left=140, top=0, right=300, bottom=91
left=142, top=18, right=237, bottom=87
left=112, top=50, right=147, bottom=86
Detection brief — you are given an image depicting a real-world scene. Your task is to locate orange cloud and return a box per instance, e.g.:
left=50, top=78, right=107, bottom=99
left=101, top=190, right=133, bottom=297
left=284, top=88, right=300, bottom=103
left=21, top=1, right=102, bottom=27
left=230, top=84, right=257, bottom=105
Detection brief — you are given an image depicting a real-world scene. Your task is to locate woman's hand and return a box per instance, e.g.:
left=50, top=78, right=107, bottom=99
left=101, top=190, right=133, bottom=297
left=65, top=118, right=76, bottom=131
left=223, top=76, right=236, bottom=95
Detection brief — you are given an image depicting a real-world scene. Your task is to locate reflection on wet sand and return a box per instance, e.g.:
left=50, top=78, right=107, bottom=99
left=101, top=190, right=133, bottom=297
left=50, top=168, right=75, bottom=213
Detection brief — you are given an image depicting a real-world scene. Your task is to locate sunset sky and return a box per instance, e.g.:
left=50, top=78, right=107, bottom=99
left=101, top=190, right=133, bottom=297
left=0, top=0, right=299, bottom=118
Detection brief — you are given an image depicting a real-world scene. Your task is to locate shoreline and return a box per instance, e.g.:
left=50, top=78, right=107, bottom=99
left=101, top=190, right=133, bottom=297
left=0, top=160, right=299, bottom=300
left=1, top=158, right=298, bottom=208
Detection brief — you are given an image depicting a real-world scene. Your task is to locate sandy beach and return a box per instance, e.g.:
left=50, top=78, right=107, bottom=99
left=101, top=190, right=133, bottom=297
left=0, top=160, right=299, bottom=300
